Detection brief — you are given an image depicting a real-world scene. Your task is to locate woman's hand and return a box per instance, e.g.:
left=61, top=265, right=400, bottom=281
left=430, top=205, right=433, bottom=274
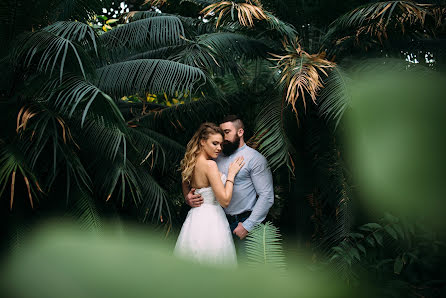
left=228, top=156, right=245, bottom=178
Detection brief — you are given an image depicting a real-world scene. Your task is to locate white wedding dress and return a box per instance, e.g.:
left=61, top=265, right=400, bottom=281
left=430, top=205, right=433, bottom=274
left=174, top=174, right=237, bottom=267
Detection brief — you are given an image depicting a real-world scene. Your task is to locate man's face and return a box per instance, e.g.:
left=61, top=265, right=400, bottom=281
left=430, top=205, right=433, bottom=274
left=220, top=121, right=242, bottom=156
left=220, top=122, right=238, bottom=143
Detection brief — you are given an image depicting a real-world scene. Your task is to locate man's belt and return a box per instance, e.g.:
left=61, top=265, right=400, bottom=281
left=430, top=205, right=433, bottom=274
left=226, top=211, right=251, bottom=223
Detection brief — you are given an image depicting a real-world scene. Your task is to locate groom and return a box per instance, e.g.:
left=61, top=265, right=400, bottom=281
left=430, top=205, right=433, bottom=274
left=184, top=115, right=274, bottom=250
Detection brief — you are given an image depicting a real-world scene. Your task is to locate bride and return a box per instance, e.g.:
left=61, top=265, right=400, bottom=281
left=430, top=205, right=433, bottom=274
left=174, top=122, right=245, bottom=266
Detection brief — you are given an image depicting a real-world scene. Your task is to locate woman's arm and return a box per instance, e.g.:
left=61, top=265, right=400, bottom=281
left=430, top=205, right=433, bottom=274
left=205, top=157, right=244, bottom=208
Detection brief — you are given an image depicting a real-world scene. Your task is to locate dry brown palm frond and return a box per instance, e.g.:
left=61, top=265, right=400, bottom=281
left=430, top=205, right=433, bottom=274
left=16, top=106, right=78, bottom=148
left=143, top=0, right=167, bottom=6
left=10, top=171, right=16, bottom=210
left=269, top=39, right=335, bottom=120
left=428, top=5, right=446, bottom=27
left=333, top=1, right=433, bottom=45
left=123, top=11, right=139, bottom=23
left=23, top=176, right=34, bottom=209
left=16, top=106, right=37, bottom=133
left=9, top=170, right=41, bottom=210
left=201, top=1, right=268, bottom=28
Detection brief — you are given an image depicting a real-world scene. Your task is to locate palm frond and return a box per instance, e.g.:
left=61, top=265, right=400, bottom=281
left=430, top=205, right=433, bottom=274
left=96, top=59, right=206, bottom=98
left=93, top=156, right=142, bottom=206
left=201, top=1, right=269, bottom=28
left=248, top=91, right=295, bottom=172
left=124, top=46, right=183, bottom=61
left=59, top=144, right=92, bottom=200
left=324, top=1, right=432, bottom=46
left=133, top=93, right=225, bottom=136
left=143, top=0, right=167, bottom=7
left=11, top=31, right=93, bottom=82
left=123, top=10, right=163, bottom=22
left=127, top=126, right=185, bottom=171
left=124, top=10, right=218, bottom=37
left=42, top=21, right=100, bottom=57
left=245, top=221, right=286, bottom=270
left=177, top=14, right=220, bottom=36
left=100, top=16, right=185, bottom=50
left=263, top=11, right=297, bottom=41
left=197, top=32, right=268, bottom=58
left=137, top=169, right=171, bottom=226
left=0, top=143, right=43, bottom=209
left=40, top=74, right=124, bottom=127
left=17, top=104, right=75, bottom=173
left=180, top=0, right=218, bottom=7
left=318, top=67, right=352, bottom=129
left=171, top=33, right=268, bottom=73
left=170, top=43, right=221, bottom=71
left=270, top=39, right=335, bottom=120
left=14, top=101, right=92, bottom=197
left=67, top=189, right=102, bottom=231
left=56, top=0, right=113, bottom=22
left=75, top=117, right=127, bottom=162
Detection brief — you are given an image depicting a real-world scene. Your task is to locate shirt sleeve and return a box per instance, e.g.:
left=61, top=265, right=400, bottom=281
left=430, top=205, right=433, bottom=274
left=242, top=153, right=274, bottom=232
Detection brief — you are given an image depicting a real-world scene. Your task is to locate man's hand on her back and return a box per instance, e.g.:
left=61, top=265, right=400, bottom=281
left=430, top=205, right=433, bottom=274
left=185, top=188, right=203, bottom=207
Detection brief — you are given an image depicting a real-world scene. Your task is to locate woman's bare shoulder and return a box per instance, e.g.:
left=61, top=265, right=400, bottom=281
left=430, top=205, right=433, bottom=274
left=195, top=159, right=217, bottom=171
left=196, top=159, right=218, bottom=174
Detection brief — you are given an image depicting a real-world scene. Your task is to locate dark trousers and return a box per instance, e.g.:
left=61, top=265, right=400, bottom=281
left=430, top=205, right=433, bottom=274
left=227, top=211, right=251, bottom=263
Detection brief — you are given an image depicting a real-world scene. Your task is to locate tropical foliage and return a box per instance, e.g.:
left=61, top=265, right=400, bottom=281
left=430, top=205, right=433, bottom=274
left=245, top=221, right=286, bottom=270
left=1, top=0, right=445, bottom=296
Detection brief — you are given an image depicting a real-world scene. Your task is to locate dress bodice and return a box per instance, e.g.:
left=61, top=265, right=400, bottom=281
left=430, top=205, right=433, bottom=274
left=194, top=174, right=227, bottom=206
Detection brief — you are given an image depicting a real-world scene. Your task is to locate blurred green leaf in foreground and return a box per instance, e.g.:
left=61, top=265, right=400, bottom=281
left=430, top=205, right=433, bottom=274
left=0, top=220, right=360, bottom=298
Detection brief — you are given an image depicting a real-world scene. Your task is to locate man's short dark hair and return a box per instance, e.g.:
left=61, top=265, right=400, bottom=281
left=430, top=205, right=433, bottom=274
left=221, top=115, right=244, bottom=129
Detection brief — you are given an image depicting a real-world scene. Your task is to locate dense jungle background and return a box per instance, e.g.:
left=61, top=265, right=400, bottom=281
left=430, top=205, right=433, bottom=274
left=1, top=0, right=446, bottom=297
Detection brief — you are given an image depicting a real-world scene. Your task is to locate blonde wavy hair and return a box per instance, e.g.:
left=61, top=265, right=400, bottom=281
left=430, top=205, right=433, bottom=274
left=181, top=122, right=224, bottom=184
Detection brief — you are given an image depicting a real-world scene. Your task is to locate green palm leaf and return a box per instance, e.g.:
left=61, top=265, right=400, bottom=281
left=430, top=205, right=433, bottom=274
left=42, top=21, right=100, bottom=56
left=137, top=169, right=171, bottom=225
left=171, top=32, right=269, bottom=74
left=11, top=31, right=93, bottom=82
left=75, top=117, right=127, bottom=162
left=250, top=91, right=296, bottom=172
left=318, top=67, right=352, bottom=129
left=124, top=10, right=217, bottom=36
left=93, top=156, right=142, bottom=206
left=127, top=126, right=185, bottom=171
left=170, top=42, right=221, bottom=72
left=59, top=144, right=92, bottom=200
left=245, top=222, right=286, bottom=270
left=96, top=59, right=206, bottom=98
left=41, top=75, right=124, bottom=127
left=179, top=0, right=217, bottom=7
left=124, top=46, right=183, bottom=61
left=123, top=10, right=162, bottom=22
left=100, top=16, right=185, bottom=50
left=134, top=94, right=224, bottom=135
left=197, top=32, right=268, bottom=59
left=0, top=142, right=42, bottom=209
left=56, top=0, right=113, bottom=21
left=14, top=101, right=92, bottom=196
left=263, top=11, right=297, bottom=41
left=67, top=188, right=102, bottom=231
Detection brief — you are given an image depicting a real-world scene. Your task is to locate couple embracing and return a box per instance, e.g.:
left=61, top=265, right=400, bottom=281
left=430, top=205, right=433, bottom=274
left=174, top=115, right=274, bottom=266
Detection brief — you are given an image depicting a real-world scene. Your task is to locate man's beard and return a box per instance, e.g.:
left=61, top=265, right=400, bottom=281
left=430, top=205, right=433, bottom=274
left=222, top=135, right=240, bottom=156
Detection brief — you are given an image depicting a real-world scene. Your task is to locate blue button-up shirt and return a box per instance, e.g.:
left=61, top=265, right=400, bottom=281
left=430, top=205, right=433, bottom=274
left=216, top=144, right=274, bottom=232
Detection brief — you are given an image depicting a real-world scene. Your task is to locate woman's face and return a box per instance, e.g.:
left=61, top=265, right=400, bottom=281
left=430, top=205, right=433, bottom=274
left=200, top=133, right=223, bottom=159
